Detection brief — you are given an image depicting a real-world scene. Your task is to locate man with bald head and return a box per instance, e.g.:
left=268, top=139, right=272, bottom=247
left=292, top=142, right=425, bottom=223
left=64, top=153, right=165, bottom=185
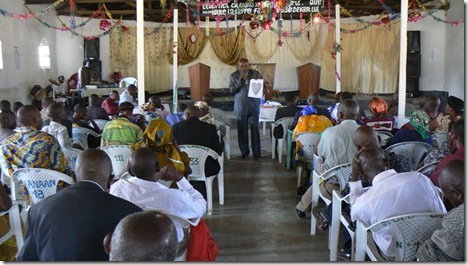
left=120, top=84, right=138, bottom=106
left=110, top=147, right=206, bottom=257
left=16, top=149, right=142, bottom=261
left=1, top=105, right=69, bottom=176
left=418, top=159, right=464, bottom=261
left=172, top=106, right=222, bottom=199
left=349, top=147, right=446, bottom=260
left=104, top=211, right=179, bottom=261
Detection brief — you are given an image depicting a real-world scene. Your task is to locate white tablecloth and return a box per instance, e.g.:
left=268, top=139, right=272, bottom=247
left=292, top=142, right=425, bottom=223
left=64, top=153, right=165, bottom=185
left=79, top=87, right=126, bottom=97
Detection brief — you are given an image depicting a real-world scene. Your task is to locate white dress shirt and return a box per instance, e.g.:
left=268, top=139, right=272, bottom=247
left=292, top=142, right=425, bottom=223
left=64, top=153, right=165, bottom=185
left=42, top=121, right=74, bottom=149
left=119, top=90, right=134, bottom=105
left=317, top=119, right=360, bottom=171
left=350, top=169, right=446, bottom=257
left=110, top=177, right=207, bottom=241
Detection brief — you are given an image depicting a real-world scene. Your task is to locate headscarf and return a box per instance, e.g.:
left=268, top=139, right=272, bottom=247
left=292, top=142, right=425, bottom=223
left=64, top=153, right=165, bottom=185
left=132, top=119, right=190, bottom=174
left=409, top=110, right=430, bottom=139
left=300, top=105, right=317, bottom=116
left=194, top=101, right=215, bottom=125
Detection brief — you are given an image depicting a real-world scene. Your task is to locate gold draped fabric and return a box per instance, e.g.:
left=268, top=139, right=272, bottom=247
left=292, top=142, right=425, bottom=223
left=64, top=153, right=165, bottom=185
left=168, top=27, right=208, bottom=65
left=209, top=29, right=246, bottom=65
left=244, top=29, right=279, bottom=62
left=284, top=26, right=322, bottom=64
left=110, top=27, right=172, bottom=93
left=320, top=22, right=401, bottom=94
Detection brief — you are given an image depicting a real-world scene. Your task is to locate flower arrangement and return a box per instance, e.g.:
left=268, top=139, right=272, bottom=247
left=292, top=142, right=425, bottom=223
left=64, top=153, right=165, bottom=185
left=272, top=89, right=281, bottom=99
left=111, top=71, right=122, bottom=83
left=331, top=41, right=343, bottom=60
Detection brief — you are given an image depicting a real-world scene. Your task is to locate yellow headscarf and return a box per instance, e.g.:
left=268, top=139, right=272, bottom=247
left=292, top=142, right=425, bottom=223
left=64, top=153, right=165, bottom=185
left=132, top=119, right=190, bottom=174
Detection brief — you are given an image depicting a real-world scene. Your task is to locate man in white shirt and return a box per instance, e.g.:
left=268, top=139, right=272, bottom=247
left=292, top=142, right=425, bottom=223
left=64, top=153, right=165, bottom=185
left=110, top=147, right=206, bottom=246
left=119, top=84, right=137, bottom=106
left=349, top=147, right=446, bottom=259
left=42, top=103, right=81, bottom=150
left=296, top=99, right=361, bottom=218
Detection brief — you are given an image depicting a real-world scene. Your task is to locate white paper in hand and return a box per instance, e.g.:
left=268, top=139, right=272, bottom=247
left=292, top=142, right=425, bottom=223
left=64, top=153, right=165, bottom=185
left=248, top=79, right=264, bottom=99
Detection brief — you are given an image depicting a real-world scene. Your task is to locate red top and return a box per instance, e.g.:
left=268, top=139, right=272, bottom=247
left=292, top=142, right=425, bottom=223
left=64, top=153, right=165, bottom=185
left=101, top=97, right=119, bottom=115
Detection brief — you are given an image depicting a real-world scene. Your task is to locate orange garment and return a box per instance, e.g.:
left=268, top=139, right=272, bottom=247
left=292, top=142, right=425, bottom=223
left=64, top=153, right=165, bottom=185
left=292, top=114, right=333, bottom=139
left=186, top=218, right=219, bottom=261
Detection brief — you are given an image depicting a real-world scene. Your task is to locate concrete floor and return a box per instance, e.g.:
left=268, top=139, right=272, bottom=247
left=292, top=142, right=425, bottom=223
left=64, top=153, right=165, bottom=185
left=203, top=113, right=331, bottom=262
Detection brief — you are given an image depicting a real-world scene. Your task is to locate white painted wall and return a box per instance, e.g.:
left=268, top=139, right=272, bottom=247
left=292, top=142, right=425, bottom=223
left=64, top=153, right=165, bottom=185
left=444, top=0, right=465, bottom=100
left=0, top=1, right=57, bottom=104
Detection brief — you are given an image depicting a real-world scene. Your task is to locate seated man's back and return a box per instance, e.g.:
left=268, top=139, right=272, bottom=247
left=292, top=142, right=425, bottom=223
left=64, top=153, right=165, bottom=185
left=16, top=149, right=142, bottom=261
left=350, top=148, right=446, bottom=258
left=1, top=105, right=69, bottom=176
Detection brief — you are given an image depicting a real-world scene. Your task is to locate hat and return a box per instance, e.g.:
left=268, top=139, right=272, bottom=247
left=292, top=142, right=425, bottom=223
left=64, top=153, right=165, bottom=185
left=409, top=110, right=430, bottom=139
left=447, top=96, right=464, bottom=113
left=194, top=101, right=209, bottom=111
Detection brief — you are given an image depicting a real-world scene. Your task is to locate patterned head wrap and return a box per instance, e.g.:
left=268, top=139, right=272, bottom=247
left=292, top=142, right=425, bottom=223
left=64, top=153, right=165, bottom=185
left=194, top=101, right=210, bottom=112
left=300, top=105, right=317, bottom=116
left=409, top=110, right=430, bottom=139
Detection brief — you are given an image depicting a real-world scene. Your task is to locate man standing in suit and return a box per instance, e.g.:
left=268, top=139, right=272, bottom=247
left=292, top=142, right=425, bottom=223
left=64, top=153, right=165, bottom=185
left=229, top=58, right=263, bottom=159
left=16, top=149, right=142, bottom=261
left=172, top=106, right=222, bottom=199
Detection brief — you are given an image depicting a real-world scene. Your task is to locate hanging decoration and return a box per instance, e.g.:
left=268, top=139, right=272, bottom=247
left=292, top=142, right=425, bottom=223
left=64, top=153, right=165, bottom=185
left=408, top=0, right=422, bottom=23
left=216, top=16, right=221, bottom=33
left=186, top=3, right=190, bottom=36
left=0, top=0, right=62, bottom=19
left=277, top=16, right=283, bottom=47
left=416, top=0, right=464, bottom=25
left=197, top=0, right=201, bottom=33
left=299, top=12, right=303, bottom=31
left=161, top=0, right=167, bottom=13
left=330, top=41, right=343, bottom=60
left=257, top=0, right=278, bottom=30
left=206, top=16, right=210, bottom=36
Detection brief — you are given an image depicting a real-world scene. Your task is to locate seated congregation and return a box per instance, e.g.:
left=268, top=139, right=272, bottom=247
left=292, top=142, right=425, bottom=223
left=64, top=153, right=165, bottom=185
left=0, top=86, right=463, bottom=261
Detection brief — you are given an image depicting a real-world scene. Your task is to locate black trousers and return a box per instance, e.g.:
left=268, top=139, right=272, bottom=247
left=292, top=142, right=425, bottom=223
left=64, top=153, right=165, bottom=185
left=236, top=115, right=261, bottom=157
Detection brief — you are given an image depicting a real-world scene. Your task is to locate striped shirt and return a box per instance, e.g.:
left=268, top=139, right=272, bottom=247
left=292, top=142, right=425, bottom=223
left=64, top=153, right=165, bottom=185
left=1, top=126, right=70, bottom=176
left=101, top=117, right=143, bottom=147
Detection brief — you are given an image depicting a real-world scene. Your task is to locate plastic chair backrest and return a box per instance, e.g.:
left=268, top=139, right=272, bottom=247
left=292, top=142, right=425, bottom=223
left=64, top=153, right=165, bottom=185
left=72, top=127, right=101, bottom=150
left=119, top=77, right=138, bottom=88
left=179, top=145, right=219, bottom=181
left=416, top=161, right=439, bottom=177
left=61, top=147, right=83, bottom=172
left=375, top=130, right=393, bottom=147
left=265, top=101, right=282, bottom=107
left=384, top=142, right=433, bottom=171
left=431, top=133, right=448, bottom=149
left=101, top=145, right=132, bottom=179
left=92, top=119, right=110, bottom=131
left=356, top=213, right=444, bottom=261
left=293, top=132, right=321, bottom=161
left=0, top=204, right=24, bottom=251
left=319, top=163, right=353, bottom=192
left=12, top=168, right=74, bottom=205
left=273, top=117, right=295, bottom=138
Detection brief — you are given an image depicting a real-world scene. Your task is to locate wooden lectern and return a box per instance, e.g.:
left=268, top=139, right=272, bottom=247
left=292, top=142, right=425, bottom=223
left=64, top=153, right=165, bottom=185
left=297, top=63, right=321, bottom=99
left=188, top=63, right=211, bottom=101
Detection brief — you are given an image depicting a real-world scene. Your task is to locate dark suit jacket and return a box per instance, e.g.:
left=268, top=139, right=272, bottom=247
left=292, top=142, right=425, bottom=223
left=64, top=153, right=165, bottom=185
left=172, top=117, right=222, bottom=177
left=273, top=104, right=302, bottom=139
left=229, top=69, right=263, bottom=120
left=16, top=181, right=142, bottom=261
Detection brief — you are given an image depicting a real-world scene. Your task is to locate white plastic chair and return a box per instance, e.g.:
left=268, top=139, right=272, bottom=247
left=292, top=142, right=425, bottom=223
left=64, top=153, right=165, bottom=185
left=215, top=120, right=230, bottom=160
left=91, top=119, right=110, bottom=131
left=416, top=161, right=439, bottom=177
left=354, top=213, right=444, bottom=261
left=293, top=132, right=321, bottom=188
left=72, top=127, right=101, bottom=150
left=271, top=117, right=294, bottom=163
left=101, top=145, right=132, bottom=180
left=264, top=101, right=282, bottom=107
left=11, top=168, right=74, bottom=205
left=61, top=147, right=83, bottom=173
left=179, top=145, right=224, bottom=215
left=311, top=163, right=352, bottom=236
left=0, top=204, right=24, bottom=253
left=384, top=142, right=433, bottom=171
left=431, top=132, right=448, bottom=149
left=119, top=77, right=138, bottom=88
left=375, top=130, right=393, bottom=147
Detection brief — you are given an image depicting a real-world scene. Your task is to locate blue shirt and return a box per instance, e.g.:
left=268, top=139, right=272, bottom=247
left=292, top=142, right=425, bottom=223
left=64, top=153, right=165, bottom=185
left=166, top=112, right=184, bottom=126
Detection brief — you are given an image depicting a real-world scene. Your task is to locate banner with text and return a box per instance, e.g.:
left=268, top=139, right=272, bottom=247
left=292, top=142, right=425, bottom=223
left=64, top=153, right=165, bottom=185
left=200, top=0, right=325, bottom=16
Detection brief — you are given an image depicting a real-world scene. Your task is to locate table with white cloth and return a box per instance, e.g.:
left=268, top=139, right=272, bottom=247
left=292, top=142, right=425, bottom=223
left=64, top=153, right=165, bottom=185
left=259, top=106, right=278, bottom=136
left=81, top=86, right=126, bottom=97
